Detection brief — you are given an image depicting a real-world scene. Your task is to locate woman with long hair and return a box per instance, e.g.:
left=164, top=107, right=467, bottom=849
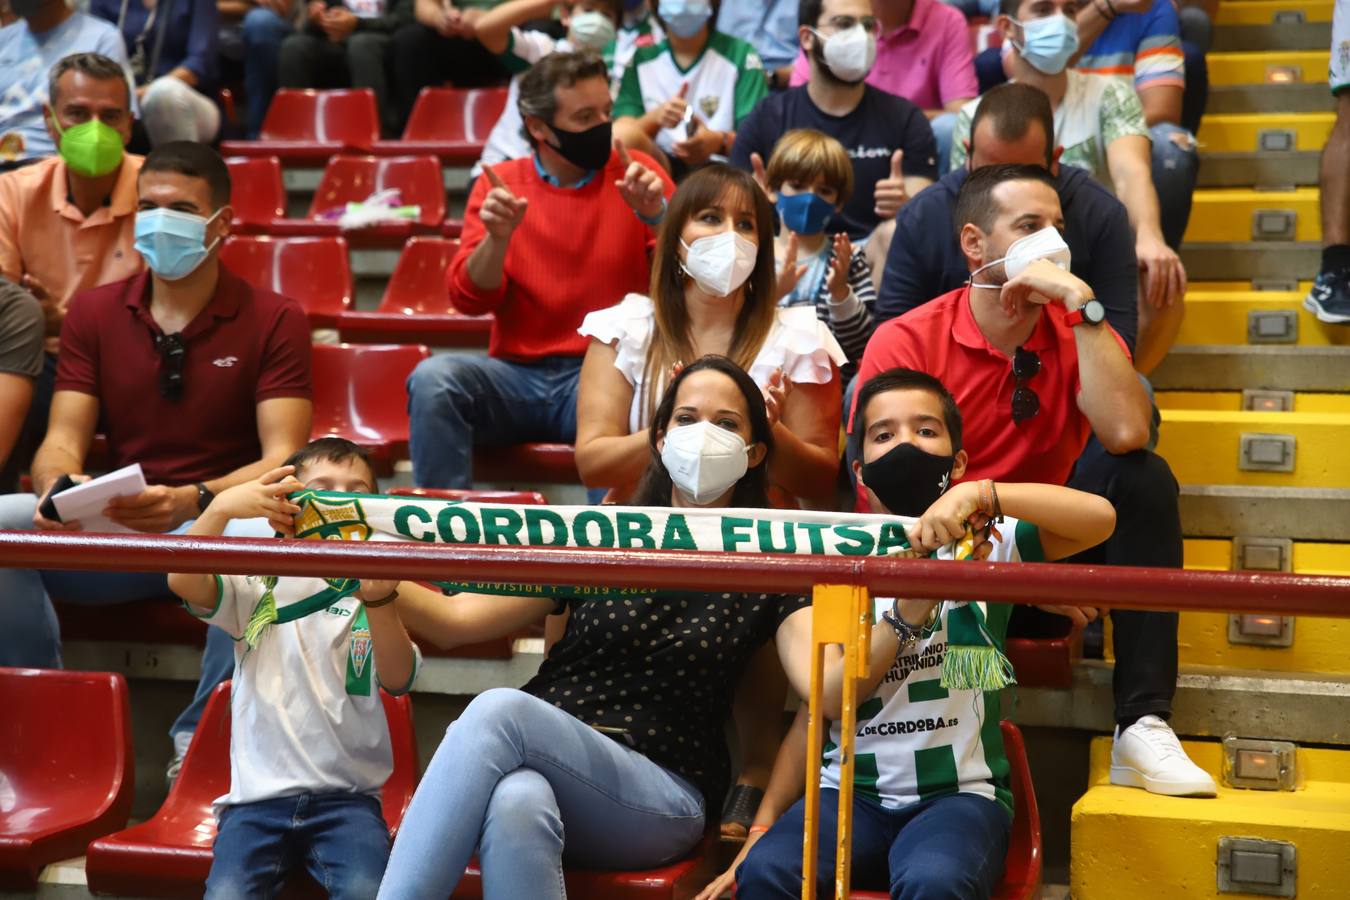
left=574, top=163, right=845, bottom=510
left=377, top=357, right=815, bottom=899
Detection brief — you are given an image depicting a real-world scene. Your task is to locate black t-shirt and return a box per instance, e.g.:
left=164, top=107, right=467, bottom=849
left=730, top=84, right=939, bottom=240
left=521, top=590, right=811, bottom=809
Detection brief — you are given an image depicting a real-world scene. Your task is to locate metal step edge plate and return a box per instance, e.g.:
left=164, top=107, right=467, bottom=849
left=1151, top=344, right=1350, bottom=392
left=1196, top=152, right=1319, bottom=188
left=1212, top=21, right=1331, bottom=52
left=1179, top=485, right=1350, bottom=540
left=1012, top=660, right=1350, bottom=747
left=1208, top=83, right=1335, bottom=114
left=1179, top=242, right=1319, bottom=282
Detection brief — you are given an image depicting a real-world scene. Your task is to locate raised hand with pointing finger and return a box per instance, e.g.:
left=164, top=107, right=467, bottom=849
left=480, top=165, right=528, bottom=241
left=613, top=139, right=667, bottom=221
left=872, top=149, right=909, bottom=220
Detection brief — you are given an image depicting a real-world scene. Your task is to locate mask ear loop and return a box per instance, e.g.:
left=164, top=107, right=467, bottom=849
left=967, top=255, right=1006, bottom=291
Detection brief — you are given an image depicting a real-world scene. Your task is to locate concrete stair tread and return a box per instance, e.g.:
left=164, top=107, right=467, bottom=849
left=1151, top=344, right=1350, bottom=392
left=1179, top=484, right=1350, bottom=541
left=1178, top=242, right=1319, bottom=282
left=1209, top=83, right=1336, bottom=114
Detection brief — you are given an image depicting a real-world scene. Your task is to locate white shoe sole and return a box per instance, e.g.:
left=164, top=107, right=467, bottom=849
left=1110, top=763, right=1217, bottom=797
left=1304, top=293, right=1350, bottom=324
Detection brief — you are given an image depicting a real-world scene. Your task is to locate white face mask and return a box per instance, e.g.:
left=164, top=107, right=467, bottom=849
left=661, top=421, right=751, bottom=505
left=680, top=231, right=758, bottom=296
left=969, top=225, right=1071, bottom=289
left=813, top=24, right=877, bottom=83
left=569, top=10, right=617, bottom=50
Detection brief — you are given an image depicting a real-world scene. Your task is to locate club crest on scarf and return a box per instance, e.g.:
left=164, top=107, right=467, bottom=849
left=292, top=491, right=374, bottom=542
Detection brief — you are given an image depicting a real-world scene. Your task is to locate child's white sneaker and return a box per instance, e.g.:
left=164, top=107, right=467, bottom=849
left=1110, top=715, right=1217, bottom=797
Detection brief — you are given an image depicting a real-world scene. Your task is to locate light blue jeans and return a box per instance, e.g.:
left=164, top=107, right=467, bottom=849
left=1150, top=121, right=1200, bottom=250
left=0, top=493, right=268, bottom=743
left=931, top=111, right=959, bottom=175
left=241, top=6, right=295, bottom=137
left=376, top=688, right=706, bottom=899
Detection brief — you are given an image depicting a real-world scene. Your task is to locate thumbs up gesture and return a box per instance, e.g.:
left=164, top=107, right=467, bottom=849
left=480, top=165, right=528, bottom=240
left=872, top=149, right=909, bottom=220
left=656, top=82, right=691, bottom=130
left=613, top=138, right=667, bottom=222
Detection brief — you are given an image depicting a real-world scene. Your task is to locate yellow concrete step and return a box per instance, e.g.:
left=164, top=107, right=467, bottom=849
left=1073, top=738, right=1350, bottom=899
left=1156, top=410, right=1348, bottom=487
left=1188, top=280, right=1313, bottom=292
left=1183, top=187, right=1320, bottom=243
left=1216, top=0, right=1333, bottom=24
left=1207, top=50, right=1330, bottom=85
left=1197, top=112, right=1333, bottom=153
left=1158, top=392, right=1350, bottom=413
left=1176, top=291, right=1350, bottom=345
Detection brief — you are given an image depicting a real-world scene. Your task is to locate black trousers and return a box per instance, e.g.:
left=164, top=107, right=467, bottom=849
left=1011, top=439, right=1183, bottom=724
left=389, top=24, right=510, bottom=135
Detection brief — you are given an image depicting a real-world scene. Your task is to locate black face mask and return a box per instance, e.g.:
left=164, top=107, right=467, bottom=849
left=545, top=119, right=613, bottom=172
left=859, top=441, right=957, bottom=517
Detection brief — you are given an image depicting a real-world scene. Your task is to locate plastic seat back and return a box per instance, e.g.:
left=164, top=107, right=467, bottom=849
left=260, top=89, right=379, bottom=149
left=402, top=87, right=509, bottom=143
left=378, top=237, right=459, bottom=315
left=310, top=343, right=431, bottom=453
left=309, top=156, right=445, bottom=227
left=220, top=236, right=353, bottom=327
left=0, top=668, right=134, bottom=889
left=224, top=156, right=286, bottom=229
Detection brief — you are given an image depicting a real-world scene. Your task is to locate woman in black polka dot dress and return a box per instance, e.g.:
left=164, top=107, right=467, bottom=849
left=378, top=357, right=815, bottom=899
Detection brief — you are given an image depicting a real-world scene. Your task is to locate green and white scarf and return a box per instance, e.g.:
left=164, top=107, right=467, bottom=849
left=239, top=492, right=1015, bottom=690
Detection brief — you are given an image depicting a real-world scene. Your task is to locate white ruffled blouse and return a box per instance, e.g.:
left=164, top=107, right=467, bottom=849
left=579, top=293, right=848, bottom=434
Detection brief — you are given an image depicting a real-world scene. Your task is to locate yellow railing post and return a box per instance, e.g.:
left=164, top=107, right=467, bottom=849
left=803, top=583, right=873, bottom=900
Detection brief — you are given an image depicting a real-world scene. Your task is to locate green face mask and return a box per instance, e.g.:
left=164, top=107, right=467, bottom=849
left=50, top=116, right=125, bottom=178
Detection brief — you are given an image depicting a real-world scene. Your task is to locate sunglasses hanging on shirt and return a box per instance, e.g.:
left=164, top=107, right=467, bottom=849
left=155, top=331, right=186, bottom=401
left=1011, top=346, right=1041, bottom=424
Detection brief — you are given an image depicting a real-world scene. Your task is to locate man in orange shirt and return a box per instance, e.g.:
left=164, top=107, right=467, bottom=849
left=0, top=52, right=143, bottom=463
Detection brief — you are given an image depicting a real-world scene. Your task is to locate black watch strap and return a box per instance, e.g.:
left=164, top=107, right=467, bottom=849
left=195, top=482, right=215, bottom=513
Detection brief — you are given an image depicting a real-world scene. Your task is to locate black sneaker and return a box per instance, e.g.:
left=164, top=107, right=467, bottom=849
left=1304, top=267, right=1350, bottom=324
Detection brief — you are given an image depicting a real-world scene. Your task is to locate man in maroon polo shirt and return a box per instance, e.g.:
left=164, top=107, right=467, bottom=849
left=853, top=164, right=1215, bottom=798
left=0, top=141, right=312, bottom=774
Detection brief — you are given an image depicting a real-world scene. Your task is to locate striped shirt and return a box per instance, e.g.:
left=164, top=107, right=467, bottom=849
left=778, top=242, right=876, bottom=371
left=1076, top=0, right=1186, bottom=93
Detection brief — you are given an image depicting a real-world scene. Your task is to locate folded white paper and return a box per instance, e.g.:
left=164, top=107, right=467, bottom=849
left=51, top=464, right=149, bottom=534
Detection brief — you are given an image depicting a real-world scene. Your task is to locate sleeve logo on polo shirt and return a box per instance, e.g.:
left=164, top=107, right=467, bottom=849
left=213, top=356, right=239, bottom=368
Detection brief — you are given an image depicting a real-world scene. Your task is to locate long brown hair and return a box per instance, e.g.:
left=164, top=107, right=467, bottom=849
left=641, top=164, right=778, bottom=423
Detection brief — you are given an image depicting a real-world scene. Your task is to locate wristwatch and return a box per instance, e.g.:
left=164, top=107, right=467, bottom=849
left=195, top=482, right=215, bottom=513
left=1064, top=298, right=1106, bottom=327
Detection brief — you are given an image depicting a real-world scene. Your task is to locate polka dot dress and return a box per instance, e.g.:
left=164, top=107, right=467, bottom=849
left=521, top=590, right=810, bottom=808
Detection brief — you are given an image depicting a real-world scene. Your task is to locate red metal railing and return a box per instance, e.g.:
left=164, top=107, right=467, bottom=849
left=2, top=531, right=1348, bottom=617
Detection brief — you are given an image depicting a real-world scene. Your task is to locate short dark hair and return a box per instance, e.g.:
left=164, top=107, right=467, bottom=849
left=141, top=141, right=232, bottom=210
left=849, top=368, right=964, bottom=460
left=516, top=51, right=611, bottom=148
left=48, top=52, right=131, bottom=110
left=284, top=437, right=377, bottom=488
left=1000, top=0, right=1023, bottom=16
left=968, top=83, right=1055, bottom=169
left=799, top=0, right=825, bottom=27
left=953, top=163, right=1057, bottom=237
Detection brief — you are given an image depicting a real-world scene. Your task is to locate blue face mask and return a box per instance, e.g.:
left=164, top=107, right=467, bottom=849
left=134, top=207, right=223, bottom=281
left=775, top=191, right=836, bottom=235
left=1012, top=13, right=1079, bottom=75
left=659, top=0, right=711, bottom=38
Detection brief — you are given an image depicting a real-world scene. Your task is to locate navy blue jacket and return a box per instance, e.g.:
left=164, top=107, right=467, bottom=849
left=877, top=164, right=1138, bottom=352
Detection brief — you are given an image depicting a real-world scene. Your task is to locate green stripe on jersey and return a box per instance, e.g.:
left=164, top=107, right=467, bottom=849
left=855, top=752, right=882, bottom=801
left=908, top=678, right=950, bottom=703
left=858, top=696, right=885, bottom=721
left=915, top=745, right=960, bottom=800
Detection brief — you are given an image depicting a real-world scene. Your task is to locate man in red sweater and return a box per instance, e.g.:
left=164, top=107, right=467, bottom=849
left=408, top=51, right=673, bottom=488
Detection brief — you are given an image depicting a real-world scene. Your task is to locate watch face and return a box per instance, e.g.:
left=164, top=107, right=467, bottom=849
left=1084, top=299, right=1105, bottom=323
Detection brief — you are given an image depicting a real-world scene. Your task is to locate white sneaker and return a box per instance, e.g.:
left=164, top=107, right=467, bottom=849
left=1110, top=715, right=1217, bottom=797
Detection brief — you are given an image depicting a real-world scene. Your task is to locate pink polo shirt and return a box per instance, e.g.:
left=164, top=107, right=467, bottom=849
left=790, top=0, right=979, bottom=111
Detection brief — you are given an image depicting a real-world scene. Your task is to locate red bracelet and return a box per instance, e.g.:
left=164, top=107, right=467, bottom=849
left=748, top=824, right=771, bottom=835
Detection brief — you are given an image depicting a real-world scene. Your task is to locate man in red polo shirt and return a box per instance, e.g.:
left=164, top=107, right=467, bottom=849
left=0, top=141, right=312, bottom=775
left=853, top=164, right=1215, bottom=798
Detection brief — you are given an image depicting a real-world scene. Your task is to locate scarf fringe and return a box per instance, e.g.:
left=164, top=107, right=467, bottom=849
left=941, top=644, right=1017, bottom=692
left=242, top=584, right=278, bottom=648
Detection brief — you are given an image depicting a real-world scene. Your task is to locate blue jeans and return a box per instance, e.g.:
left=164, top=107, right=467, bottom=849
left=377, top=688, right=706, bottom=899
left=241, top=6, right=294, bottom=137
left=937, top=0, right=999, bottom=18
left=931, top=111, right=959, bottom=175
left=736, top=789, right=1010, bottom=899
left=407, top=354, right=582, bottom=489
left=0, top=493, right=266, bottom=743
left=206, top=792, right=390, bottom=900
left=1149, top=121, right=1200, bottom=250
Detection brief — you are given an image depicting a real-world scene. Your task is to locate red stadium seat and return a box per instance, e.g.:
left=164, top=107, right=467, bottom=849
left=473, top=443, right=580, bottom=484
left=1005, top=618, right=1083, bottom=689
left=375, top=87, right=511, bottom=163
left=220, top=236, right=353, bottom=328
left=849, top=721, right=1041, bottom=900
left=388, top=486, right=549, bottom=506
left=220, top=89, right=379, bottom=162
left=337, top=237, right=492, bottom=347
left=86, top=682, right=417, bottom=898
left=268, top=155, right=447, bottom=245
left=310, top=342, right=430, bottom=469
left=453, top=834, right=719, bottom=899
left=224, top=156, right=287, bottom=234
left=0, top=668, right=134, bottom=890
